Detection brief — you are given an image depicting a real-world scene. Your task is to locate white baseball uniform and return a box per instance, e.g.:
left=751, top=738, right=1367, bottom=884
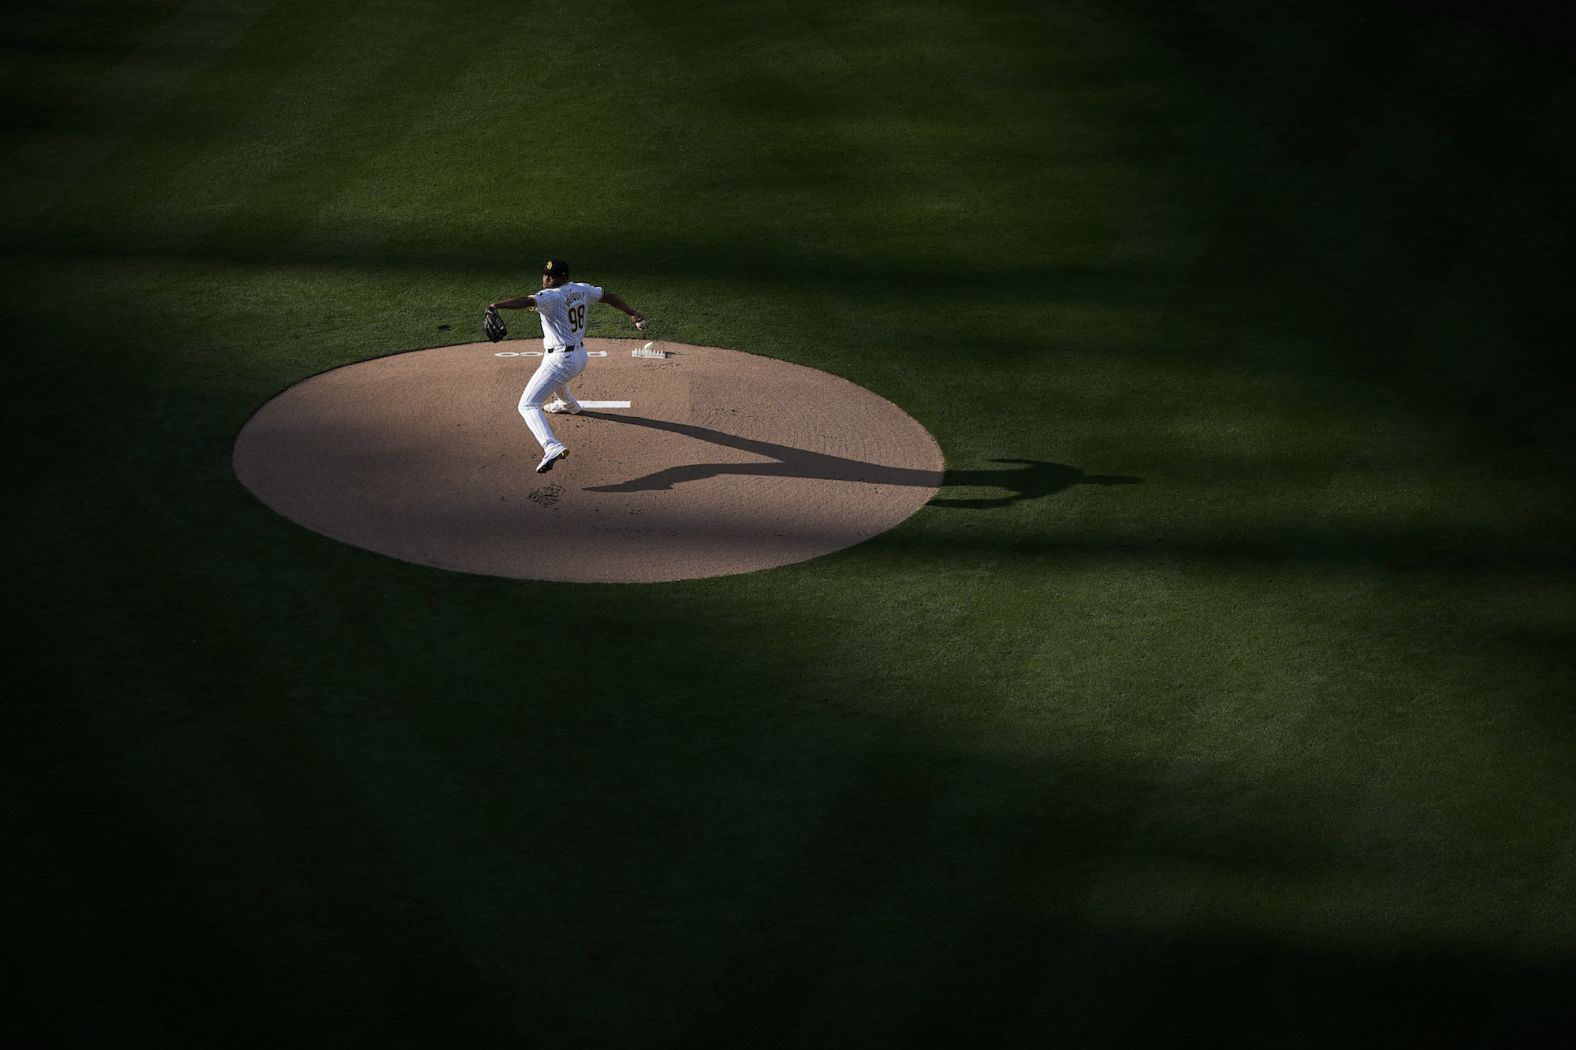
left=517, top=282, right=602, bottom=455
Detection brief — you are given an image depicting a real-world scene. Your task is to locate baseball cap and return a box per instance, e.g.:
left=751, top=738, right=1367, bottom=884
left=542, top=258, right=570, bottom=278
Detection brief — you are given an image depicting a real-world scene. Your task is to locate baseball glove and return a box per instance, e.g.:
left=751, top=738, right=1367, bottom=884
left=483, top=306, right=507, bottom=343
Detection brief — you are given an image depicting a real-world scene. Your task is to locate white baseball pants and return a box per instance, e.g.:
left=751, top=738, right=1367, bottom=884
left=517, top=345, right=587, bottom=453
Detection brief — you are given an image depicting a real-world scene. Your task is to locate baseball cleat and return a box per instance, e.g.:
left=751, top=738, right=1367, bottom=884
left=536, top=446, right=569, bottom=474
left=543, top=399, right=581, bottom=414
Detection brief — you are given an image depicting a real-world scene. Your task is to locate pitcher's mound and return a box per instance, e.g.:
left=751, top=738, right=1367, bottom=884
left=234, top=339, right=944, bottom=583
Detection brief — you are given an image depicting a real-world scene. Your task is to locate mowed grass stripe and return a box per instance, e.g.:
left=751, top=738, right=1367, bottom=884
left=1119, top=1, right=1573, bottom=439
left=288, top=683, right=829, bottom=1043
left=19, top=0, right=432, bottom=255
left=4, top=708, right=386, bottom=1045
left=121, top=0, right=406, bottom=242
left=0, top=0, right=190, bottom=120
left=164, top=0, right=539, bottom=265
left=1, top=0, right=285, bottom=234
left=1094, top=5, right=1569, bottom=1024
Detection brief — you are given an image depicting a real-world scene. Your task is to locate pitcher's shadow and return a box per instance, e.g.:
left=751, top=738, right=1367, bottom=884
left=576, top=413, right=1141, bottom=507
left=932, top=459, right=1142, bottom=509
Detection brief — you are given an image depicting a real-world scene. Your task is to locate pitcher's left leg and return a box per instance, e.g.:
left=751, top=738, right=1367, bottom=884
left=518, top=358, right=566, bottom=453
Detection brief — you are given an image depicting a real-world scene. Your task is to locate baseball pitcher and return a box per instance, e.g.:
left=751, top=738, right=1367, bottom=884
left=487, top=258, right=647, bottom=473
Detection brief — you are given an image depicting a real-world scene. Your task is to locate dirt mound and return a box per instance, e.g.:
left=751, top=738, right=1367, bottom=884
left=234, top=339, right=944, bottom=582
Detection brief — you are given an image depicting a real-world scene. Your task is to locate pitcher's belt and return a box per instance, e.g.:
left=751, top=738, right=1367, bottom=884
left=546, top=344, right=582, bottom=354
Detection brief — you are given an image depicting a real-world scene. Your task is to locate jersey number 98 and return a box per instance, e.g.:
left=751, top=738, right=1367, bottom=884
left=568, top=304, right=586, bottom=333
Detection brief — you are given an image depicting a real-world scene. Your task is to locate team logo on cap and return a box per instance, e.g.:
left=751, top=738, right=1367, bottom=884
left=545, top=261, right=555, bottom=270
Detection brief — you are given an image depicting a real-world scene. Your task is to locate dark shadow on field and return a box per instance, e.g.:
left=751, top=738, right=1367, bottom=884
left=11, top=678, right=1574, bottom=1048
left=1400, top=0, right=1576, bottom=49
left=869, top=516, right=1576, bottom=577
left=5, top=703, right=525, bottom=1048
left=578, top=413, right=1141, bottom=508
left=1513, top=1018, right=1576, bottom=1050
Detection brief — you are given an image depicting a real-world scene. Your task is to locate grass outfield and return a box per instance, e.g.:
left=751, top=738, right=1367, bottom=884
left=5, top=0, right=1574, bottom=1045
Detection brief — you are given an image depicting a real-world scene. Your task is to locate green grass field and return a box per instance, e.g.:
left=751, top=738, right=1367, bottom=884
left=5, top=0, right=1574, bottom=1045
